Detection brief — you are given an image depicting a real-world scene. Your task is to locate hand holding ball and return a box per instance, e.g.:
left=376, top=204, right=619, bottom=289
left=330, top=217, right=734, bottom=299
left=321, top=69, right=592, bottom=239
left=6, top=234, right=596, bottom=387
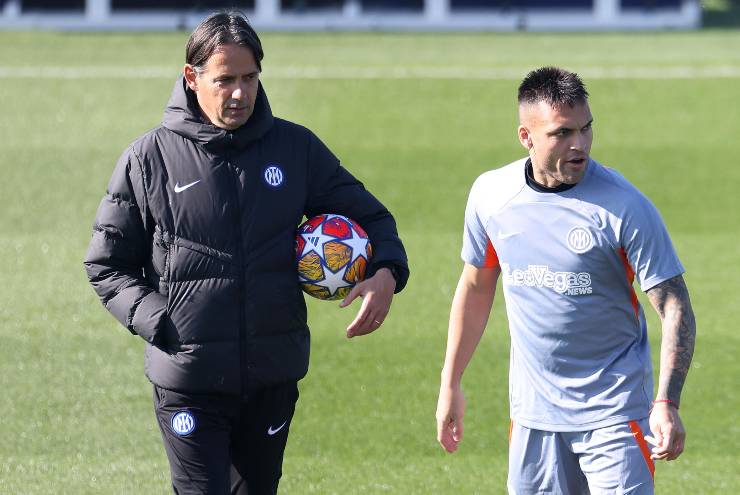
left=296, top=214, right=373, bottom=300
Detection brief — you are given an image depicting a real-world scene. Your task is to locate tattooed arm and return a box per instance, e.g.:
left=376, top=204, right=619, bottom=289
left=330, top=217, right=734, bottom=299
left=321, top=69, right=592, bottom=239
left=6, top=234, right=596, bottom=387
left=645, top=274, right=697, bottom=461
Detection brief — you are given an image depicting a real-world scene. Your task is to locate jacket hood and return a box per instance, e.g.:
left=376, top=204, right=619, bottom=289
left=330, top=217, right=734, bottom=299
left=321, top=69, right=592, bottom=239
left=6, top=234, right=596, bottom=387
left=162, top=75, right=274, bottom=153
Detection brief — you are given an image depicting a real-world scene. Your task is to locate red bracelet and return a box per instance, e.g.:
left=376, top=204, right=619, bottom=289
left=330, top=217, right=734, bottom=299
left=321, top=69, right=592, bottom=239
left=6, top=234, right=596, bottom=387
left=653, top=399, right=679, bottom=409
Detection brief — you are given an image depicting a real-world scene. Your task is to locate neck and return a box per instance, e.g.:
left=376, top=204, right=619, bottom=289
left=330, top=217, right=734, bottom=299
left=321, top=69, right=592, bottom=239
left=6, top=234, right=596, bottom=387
left=525, top=160, right=576, bottom=193
left=532, top=170, right=563, bottom=188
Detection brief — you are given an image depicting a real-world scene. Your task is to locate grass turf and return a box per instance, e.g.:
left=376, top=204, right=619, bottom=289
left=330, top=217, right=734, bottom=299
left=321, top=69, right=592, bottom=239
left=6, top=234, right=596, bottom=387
left=1, top=31, right=738, bottom=493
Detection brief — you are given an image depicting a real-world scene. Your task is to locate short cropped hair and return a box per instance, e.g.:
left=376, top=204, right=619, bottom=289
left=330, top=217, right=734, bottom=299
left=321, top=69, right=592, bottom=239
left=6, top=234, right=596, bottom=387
left=518, top=67, right=588, bottom=107
left=186, top=11, right=264, bottom=72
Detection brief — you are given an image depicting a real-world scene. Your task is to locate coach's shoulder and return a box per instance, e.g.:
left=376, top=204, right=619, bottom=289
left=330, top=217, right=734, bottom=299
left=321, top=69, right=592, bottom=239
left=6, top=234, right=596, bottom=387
left=125, top=125, right=168, bottom=158
left=270, top=117, right=313, bottom=137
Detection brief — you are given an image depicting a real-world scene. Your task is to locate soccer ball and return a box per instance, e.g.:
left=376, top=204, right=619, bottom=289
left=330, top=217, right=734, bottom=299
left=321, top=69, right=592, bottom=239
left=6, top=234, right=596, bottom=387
left=295, top=214, right=373, bottom=300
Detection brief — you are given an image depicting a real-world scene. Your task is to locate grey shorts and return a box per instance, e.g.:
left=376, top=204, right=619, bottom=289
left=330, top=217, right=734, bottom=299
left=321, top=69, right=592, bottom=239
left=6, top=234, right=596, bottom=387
left=508, top=418, right=654, bottom=495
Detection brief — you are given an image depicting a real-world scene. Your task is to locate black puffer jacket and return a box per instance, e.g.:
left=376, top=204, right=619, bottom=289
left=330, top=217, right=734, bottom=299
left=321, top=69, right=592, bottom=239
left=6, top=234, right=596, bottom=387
left=84, top=77, right=409, bottom=394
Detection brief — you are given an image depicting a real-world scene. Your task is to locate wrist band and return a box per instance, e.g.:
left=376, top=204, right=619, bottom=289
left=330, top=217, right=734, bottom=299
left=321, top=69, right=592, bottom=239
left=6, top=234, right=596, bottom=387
left=653, top=399, right=679, bottom=409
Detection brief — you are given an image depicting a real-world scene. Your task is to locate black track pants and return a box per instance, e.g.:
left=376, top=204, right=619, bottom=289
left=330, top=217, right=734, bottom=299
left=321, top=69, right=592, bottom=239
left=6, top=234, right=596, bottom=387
left=153, top=382, right=299, bottom=495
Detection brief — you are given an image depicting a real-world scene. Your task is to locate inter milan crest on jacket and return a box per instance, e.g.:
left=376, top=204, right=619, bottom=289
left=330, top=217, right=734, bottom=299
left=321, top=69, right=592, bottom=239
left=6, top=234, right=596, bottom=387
left=83, top=75, right=409, bottom=395
left=263, top=164, right=284, bottom=187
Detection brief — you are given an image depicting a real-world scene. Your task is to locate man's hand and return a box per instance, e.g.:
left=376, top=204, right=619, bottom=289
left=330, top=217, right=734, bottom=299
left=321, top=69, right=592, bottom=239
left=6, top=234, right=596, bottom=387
left=435, top=264, right=498, bottom=454
left=436, top=383, right=465, bottom=453
left=340, top=267, right=396, bottom=338
left=645, top=403, right=686, bottom=461
left=645, top=274, right=695, bottom=462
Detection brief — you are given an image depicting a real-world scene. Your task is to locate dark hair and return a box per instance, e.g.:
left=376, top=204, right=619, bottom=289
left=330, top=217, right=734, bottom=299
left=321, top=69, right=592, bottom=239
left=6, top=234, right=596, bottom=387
left=518, top=67, right=588, bottom=107
left=186, top=11, right=264, bottom=72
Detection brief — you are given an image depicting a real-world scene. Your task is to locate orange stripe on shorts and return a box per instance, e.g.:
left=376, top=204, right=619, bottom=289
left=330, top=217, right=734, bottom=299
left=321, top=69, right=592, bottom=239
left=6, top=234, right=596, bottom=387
left=629, top=420, right=655, bottom=479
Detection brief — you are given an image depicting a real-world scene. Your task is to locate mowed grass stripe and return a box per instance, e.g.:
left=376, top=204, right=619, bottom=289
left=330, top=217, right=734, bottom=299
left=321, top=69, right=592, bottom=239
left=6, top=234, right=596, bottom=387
left=2, top=65, right=740, bottom=79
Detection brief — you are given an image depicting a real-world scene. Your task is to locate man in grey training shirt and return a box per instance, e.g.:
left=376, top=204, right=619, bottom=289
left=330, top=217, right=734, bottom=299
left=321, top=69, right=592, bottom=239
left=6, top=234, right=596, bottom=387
left=435, top=67, right=696, bottom=494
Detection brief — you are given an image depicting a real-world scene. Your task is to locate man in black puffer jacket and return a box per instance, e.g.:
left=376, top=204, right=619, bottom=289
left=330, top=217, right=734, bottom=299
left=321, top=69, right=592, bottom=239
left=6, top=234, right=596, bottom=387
left=84, top=12, right=408, bottom=494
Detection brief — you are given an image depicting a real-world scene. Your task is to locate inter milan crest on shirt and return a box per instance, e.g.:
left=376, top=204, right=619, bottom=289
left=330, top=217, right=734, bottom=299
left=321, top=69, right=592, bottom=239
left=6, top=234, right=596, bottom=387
left=567, top=227, right=593, bottom=254
left=171, top=410, right=196, bottom=436
left=263, top=164, right=285, bottom=188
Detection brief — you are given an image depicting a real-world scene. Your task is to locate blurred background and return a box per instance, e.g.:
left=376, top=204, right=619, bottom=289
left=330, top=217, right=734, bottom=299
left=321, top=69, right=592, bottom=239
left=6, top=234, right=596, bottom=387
left=1, top=1, right=738, bottom=494
left=0, top=0, right=731, bottom=30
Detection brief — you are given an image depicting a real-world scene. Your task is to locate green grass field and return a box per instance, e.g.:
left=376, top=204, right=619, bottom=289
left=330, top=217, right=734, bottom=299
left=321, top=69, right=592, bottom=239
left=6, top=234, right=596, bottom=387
left=1, top=30, right=739, bottom=493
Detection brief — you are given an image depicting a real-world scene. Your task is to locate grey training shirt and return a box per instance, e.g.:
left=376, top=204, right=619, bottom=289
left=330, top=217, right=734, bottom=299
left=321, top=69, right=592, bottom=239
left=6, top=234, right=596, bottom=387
left=462, top=158, right=684, bottom=431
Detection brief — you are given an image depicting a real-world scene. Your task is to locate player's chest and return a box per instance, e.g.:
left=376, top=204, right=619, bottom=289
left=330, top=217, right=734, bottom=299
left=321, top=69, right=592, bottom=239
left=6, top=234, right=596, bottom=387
left=488, top=201, right=620, bottom=277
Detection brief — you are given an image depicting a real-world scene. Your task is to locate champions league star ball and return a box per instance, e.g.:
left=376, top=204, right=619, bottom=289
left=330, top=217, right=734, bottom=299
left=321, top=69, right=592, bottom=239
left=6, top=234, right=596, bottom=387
left=296, top=214, right=373, bottom=300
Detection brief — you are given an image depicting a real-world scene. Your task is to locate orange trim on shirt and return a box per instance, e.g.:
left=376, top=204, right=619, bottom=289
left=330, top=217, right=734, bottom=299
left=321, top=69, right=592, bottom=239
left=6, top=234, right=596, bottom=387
left=618, top=247, right=639, bottom=320
left=484, top=239, right=500, bottom=269
left=509, top=420, right=514, bottom=446
left=629, top=420, right=655, bottom=479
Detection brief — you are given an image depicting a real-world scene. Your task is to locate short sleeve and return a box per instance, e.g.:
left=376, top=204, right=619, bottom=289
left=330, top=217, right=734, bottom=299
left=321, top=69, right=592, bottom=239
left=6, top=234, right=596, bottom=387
left=622, top=194, right=684, bottom=292
left=461, top=179, right=499, bottom=269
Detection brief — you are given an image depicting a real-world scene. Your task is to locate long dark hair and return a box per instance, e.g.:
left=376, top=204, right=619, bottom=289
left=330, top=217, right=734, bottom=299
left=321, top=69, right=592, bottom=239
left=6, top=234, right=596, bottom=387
left=185, top=11, right=264, bottom=72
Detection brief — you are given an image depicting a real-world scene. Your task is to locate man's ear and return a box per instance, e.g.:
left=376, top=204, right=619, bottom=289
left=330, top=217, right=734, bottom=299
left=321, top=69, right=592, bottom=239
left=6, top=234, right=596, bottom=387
left=518, top=125, right=532, bottom=151
left=183, top=64, right=199, bottom=91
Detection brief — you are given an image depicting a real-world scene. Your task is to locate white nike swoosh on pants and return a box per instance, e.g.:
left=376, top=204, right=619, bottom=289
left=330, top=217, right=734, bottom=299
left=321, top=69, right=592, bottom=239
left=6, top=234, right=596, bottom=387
left=267, top=421, right=287, bottom=436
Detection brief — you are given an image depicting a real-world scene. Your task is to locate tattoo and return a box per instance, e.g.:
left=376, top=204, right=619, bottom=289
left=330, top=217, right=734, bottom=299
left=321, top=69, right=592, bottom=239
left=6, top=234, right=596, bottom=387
left=646, top=275, right=697, bottom=406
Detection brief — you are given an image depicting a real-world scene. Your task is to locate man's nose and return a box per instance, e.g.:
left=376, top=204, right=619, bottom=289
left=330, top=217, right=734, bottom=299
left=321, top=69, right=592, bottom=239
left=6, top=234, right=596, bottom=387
left=570, top=132, right=588, bottom=152
left=232, top=85, right=245, bottom=100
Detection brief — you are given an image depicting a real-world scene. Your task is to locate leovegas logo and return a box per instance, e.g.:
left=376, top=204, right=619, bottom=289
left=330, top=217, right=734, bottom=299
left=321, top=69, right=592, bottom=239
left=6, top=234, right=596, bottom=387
left=501, top=263, right=593, bottom=296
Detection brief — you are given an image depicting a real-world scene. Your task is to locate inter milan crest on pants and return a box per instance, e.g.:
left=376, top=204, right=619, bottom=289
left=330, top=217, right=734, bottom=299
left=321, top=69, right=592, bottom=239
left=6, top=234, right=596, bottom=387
left=263, top=164, right=284, bottom=188
left=171, top=410, right=196, bottom=436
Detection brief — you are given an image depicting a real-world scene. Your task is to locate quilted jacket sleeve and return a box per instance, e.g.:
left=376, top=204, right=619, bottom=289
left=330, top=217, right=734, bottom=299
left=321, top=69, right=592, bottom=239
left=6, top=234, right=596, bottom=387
left=84, top=147, right=167, bottom=344
left=305, top=132, right=410, bottom=293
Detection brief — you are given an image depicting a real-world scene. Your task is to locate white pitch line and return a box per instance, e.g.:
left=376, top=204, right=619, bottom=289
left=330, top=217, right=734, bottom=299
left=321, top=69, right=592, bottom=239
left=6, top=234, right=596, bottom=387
left=1, top=65, right=740, bottom=80
left=0, top=66, right=176, bottom=79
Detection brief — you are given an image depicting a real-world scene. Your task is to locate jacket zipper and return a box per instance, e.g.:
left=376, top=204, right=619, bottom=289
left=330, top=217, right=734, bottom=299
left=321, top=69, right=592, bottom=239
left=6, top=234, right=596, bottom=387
left=226, top=143, right=248, bottom=396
